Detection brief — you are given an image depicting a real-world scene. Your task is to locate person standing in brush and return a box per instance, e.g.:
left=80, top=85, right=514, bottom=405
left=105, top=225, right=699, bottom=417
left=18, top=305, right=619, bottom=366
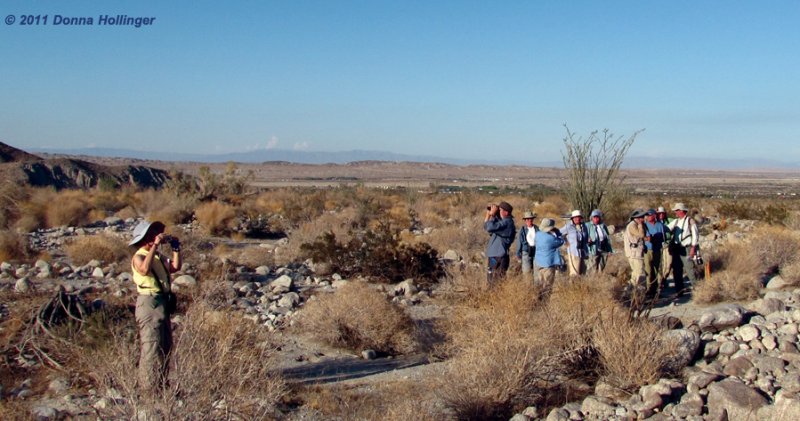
left=129, top=220, right=182, bottom=394
left=484, top=201, right=515, bottom=284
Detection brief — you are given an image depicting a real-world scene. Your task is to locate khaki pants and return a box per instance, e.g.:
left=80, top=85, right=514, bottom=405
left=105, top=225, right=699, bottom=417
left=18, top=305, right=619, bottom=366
left=136, top=294, right=173, bottom=393
left=660, top=247, right=672, bottom=280
left=644, top=250, right=662, bottom=294
left=567, top=253, right=587, bottom=276
left=537, top=267, right=558, bottom=299
left=628, top=257, right=645, bottom=286
left=589, top=253, right=608, bottom=273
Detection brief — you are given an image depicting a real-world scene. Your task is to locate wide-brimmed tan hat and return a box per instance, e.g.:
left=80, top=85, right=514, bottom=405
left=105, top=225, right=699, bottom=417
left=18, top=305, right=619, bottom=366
left=630, top=208, right=647, bottom=219
left=656, top=206, right=667, bottom=213
left=522, top=211, right=536, bottom=219
left=570, top=210, right=583, bottom=218
left=129, top=220, right=165, bottom=246
left=540, top=218, right=558, bottom=232
left=672, top=203, right=689, bottom=212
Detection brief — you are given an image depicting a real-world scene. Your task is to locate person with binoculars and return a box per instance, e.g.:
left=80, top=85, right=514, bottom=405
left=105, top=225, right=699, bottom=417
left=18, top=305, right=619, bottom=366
left=667, top=203, right=700, bottom=297
left=129, top=220, right=183, bottom=395
left=484, top=201, right=515, bottom=284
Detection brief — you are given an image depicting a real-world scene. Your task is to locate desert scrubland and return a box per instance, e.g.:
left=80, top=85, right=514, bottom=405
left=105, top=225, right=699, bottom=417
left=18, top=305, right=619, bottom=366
left=2, top=152, right=800, bottom=420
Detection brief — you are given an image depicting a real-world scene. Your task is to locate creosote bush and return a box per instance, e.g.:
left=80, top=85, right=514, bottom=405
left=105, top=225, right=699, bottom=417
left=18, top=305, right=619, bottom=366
left=300, top=223, right=444, bottom=286
left=299, top=281, right=417, bottom=355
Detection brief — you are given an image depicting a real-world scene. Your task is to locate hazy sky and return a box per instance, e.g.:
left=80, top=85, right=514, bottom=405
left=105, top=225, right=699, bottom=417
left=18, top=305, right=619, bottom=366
left=2, top=1, right=799, bottom=163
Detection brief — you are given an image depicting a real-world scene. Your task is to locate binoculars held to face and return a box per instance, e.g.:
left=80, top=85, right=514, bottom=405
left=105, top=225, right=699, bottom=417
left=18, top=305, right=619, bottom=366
left=162, top=235, right=181, bottom=250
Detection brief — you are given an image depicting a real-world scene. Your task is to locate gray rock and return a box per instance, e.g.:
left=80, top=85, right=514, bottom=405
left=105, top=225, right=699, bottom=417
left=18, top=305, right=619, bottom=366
left=765, top=290, right=793, bottom=302
left=545, top=408, right=570, bottom=421
left=271, top=274, right=293, bottom=292
left=594, top=381, right=629, bottom=402
left=36, top=269, right=51, bottom=279
left=756, top=395, right=800, bottom=421
left=698, top=304, right=747, bottom=332
left=442, top=249, right=460, bottom=261
left=720, top=340, right=740, bottom=356
left=0, top=261, right=12, bottom=271
left=104, top=216, right=123, bottom=226
left=580, top=396, right=615, bottom=418
left=87, top=259, right=102, bottom=268
left=766, top=275, right=790, bottom=290
left=704, top=341, right=721, bottom=359
left=662, top=329, right=700, bottom=371
left=91, top=267, right=105, bottom=278
left=778, top=323, right=799, bottom=336
left=781, top=373, right=800, bottom=394
left=707, top=378, right=769, bottom=421
left=34, top=259, right=50, bottom=270
left=15, top=276, right=32, bottom=293
left=278, top=292, right=300, bottom=308
left=521, top=406, right=539, bottom=419
left=331, top=279, right=350, bottom=289
left=173, top=275, right=197, bottom=288
left=739, top=325, right=761, bottom=342
left=255, top=265, right=270, bottom=276
left=753, top=298, right=786, bottom=316
left=361, top=349, right=377, bottom=360
left=509, top=415, right=529, bottom=421
left=689, top=371, right=721, bottom=389
left=753, top=355, right=786, bottom=375
left=15, top=267, right=27, bottom=277
left=762, top=334, right=778, bottom=350
left=48, top=378, right=69, bottom=394
left=725, top=356, right=755, bottom=377
left=393, top=279, right=418, bottom=297
left=672, top=392, right=704, bottom=418
left=31, top=405, right=59, bottom=420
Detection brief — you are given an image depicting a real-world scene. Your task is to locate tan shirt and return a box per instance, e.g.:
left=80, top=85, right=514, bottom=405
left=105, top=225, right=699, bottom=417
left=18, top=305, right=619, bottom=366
left=623, top=220, right=645, bottom=259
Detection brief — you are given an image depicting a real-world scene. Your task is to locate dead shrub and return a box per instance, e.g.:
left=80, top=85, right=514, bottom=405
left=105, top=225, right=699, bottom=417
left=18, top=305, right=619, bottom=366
left=436, top=278, right=553, bottom=420
left=46, top=190, right=92, bottom=227
left=693, top=271, right=762, bottom=304
left=748, top=226, right=800, bottom=274
left=299, top=282, right=417, bottom=354
left=592, top=309, right=676, bottom=391
left=195, top=200, right=237, bottom=236
left=86, top=300, right=286, bottom=420
left=64, top=234, right=129, bottom=266
left=0, top=229, right=33, bottom=263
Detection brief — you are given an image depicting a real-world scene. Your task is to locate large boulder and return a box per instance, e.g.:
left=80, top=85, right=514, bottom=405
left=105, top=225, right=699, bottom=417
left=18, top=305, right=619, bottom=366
left=698, top=304, right=747, bottom=332
left=661, top=329, right=700, bottom=371
left=707, top=378, right=769, bottom=421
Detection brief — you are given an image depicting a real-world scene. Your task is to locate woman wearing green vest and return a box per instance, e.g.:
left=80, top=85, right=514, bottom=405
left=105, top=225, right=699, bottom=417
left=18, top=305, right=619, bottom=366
left=129, top=220, right=182, bottom=394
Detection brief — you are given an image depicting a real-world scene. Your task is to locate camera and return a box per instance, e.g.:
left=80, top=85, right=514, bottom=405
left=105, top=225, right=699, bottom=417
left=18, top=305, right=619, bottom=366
left=692, top=254, right=704, bottom=265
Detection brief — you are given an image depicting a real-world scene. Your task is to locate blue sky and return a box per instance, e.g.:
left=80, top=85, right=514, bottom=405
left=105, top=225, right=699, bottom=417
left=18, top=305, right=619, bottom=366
left=1, top=1, right=799, bottom=163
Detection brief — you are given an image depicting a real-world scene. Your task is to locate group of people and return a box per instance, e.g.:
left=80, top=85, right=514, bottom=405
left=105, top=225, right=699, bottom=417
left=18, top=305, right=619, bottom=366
left=484, top=202, right=700, bottom=298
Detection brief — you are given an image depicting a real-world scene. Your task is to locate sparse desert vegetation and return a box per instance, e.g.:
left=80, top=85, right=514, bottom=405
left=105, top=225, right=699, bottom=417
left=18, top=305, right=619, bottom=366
left=2, top=156, right=800, bottom=419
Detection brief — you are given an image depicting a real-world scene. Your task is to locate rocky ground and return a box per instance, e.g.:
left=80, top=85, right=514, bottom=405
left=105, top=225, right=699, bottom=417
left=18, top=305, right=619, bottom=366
left=2, top=218, right=800, bottom=420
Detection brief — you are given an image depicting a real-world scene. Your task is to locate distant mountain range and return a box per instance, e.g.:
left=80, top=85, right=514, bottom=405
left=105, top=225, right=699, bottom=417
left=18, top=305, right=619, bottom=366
left=24, top=146, right=800, bottom=171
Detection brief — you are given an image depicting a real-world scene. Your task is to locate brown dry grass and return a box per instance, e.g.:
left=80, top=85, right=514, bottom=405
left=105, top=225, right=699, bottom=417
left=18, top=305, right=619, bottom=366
left=0, top=229, right=33, bottom=263
left=592, top=309, right=678, bottom=390
left=276, top=208, right=357, bottom=265
left=694, top=226, right=800, bottom=303
left=299, top=281, right=417, bottom=355
left=45, top=190, right=93, bottom=227
left=435, top=272, right=673, bottom=419
left=85, top=299, right=286, bottom=420
left=195, top=200, right=237, bottom=236
left=64, top=234, right=129, bottom=266
left=298, top=381, right=444, bottom=420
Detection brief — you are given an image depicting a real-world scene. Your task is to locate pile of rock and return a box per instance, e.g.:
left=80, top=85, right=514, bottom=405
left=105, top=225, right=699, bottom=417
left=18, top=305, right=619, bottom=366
left=513, top=292, right=800, bottom=421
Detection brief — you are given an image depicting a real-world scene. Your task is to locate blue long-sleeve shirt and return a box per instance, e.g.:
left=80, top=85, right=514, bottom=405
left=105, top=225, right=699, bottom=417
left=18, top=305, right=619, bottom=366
left=534, top=230, right=565, bottom=268
left=485, top=216, right=515, bottom=257
left=645, top=220, right=667, bottom=252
